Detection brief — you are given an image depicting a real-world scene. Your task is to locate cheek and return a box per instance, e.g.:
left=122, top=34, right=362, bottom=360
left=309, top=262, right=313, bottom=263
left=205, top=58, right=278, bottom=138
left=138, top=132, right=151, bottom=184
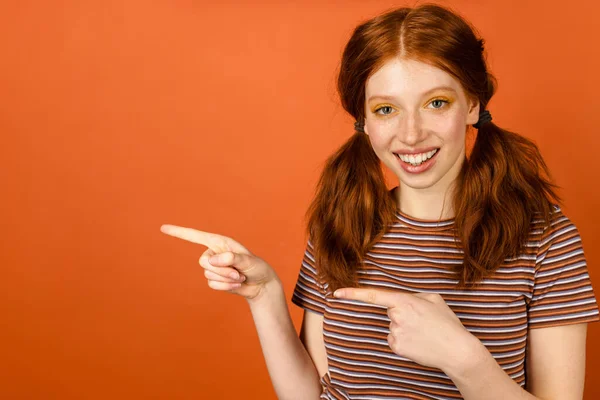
left=367, top=131, right=388, bottom=150
left=440, top=119, right=467, bottom=146
left=366, top=121, right=396, bottom=150
left=366, top=132, right=394, bottom=162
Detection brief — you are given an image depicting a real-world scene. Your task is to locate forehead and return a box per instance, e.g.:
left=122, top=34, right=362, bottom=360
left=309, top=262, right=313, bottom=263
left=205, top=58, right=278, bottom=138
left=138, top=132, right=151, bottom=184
left=365, top=57, right=463, bottom=99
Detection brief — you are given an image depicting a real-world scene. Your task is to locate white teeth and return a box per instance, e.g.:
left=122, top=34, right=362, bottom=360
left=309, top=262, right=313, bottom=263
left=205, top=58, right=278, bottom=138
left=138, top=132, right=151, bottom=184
left=397, top=149, right=438, bottom=166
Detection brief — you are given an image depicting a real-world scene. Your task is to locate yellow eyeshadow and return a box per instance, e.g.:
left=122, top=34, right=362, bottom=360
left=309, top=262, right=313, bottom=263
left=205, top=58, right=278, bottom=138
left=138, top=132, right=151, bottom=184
left=370, top=96, right=454, bottom=114
left=428, top=96, right=453, bottom=103
left=371, top=103, right=395, bottom=112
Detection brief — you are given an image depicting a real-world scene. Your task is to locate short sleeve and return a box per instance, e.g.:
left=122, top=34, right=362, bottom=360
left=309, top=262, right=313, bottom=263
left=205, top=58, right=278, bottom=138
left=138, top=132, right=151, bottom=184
left=528, top=207, right=600, bottom=329
left=291, top=237, right=329, bottom=315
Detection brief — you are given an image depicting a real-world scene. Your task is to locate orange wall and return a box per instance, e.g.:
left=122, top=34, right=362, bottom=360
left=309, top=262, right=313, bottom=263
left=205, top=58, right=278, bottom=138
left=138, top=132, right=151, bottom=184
left=2, top=1, right=599, bottom=398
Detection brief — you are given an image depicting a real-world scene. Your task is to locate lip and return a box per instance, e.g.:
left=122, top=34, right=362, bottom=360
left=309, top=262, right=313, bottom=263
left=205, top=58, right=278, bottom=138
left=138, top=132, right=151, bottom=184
left=395, top=148, right=439, bottom=174
left=393, top=146, right=439, bottom=156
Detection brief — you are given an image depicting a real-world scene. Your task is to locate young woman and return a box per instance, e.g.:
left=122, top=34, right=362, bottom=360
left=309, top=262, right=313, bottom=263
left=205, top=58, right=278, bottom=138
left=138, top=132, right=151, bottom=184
left=161, top=3, right=599, bottom=399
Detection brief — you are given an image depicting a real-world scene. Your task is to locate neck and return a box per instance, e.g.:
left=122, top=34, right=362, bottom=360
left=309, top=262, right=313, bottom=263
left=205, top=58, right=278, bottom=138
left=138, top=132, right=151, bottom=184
left=394, top=150, right=466, bottom=221
left=394, top=185, right=456, bottom=221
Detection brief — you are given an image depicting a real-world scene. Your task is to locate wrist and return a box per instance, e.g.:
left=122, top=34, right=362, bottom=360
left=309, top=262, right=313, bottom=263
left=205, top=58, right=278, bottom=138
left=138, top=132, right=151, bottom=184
left=246, top=277, right=284, bottom=309
left=443, top=332, right=488, bottom=381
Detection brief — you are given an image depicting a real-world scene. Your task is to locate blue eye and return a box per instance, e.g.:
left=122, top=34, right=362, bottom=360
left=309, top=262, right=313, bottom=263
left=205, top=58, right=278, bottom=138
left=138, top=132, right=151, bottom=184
left=375, top=106, right=394, bottom=115
left=430, top=99, right=449, bottom=109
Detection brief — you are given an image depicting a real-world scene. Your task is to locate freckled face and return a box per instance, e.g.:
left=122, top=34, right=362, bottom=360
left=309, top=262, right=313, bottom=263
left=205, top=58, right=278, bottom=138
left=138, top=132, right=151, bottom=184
left=363, top=57, right=480, bottom=192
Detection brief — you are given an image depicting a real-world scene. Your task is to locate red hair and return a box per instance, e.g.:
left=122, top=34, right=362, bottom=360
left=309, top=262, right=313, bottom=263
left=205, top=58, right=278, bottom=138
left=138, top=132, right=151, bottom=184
left=305, top=3, right=561, bottom=291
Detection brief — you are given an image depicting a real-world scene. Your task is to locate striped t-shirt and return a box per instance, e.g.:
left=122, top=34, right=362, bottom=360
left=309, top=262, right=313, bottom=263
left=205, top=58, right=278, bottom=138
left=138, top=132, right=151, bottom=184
left=291, top=203, right=599, bottom=400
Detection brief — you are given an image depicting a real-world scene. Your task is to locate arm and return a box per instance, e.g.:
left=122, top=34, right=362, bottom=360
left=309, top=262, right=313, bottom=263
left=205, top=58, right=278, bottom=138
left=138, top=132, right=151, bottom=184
left=159, top=225, right=324, bottom=399
left=446, top=323, right=588, bottom=400
left=526, top=323, right=587, bottom=398
left=248, top=278, right=322, bottom=400
left=447, top=210, right=595, bottom=399
left=299, top=309, right=328, bottom=378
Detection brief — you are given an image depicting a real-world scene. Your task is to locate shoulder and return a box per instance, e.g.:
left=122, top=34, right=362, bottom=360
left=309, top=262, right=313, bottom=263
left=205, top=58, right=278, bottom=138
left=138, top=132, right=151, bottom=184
left=530, top=204, right=581, bottom=243
left=530, top=205, right=587, bottom=272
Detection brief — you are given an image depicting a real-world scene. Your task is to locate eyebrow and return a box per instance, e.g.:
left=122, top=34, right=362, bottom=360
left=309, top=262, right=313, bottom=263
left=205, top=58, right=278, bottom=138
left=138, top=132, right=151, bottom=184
left=367, top=85, right=457, bottom=102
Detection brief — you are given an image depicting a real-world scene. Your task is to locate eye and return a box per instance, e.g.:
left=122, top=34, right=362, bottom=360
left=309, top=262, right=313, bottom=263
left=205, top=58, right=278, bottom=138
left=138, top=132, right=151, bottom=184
left=429, top=99, right=449, bottom=109
left=374, top=105, right=395, bottom=115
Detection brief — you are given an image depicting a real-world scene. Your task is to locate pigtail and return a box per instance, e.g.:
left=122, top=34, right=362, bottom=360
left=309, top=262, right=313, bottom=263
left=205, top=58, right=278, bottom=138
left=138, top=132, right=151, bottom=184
left=304, top=129, right=396, bottom=292
left=453, top=121, right=561, bottom=287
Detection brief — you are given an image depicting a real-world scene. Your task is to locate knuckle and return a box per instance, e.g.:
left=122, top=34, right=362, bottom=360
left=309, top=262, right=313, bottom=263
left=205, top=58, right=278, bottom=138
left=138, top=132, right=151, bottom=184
left=224, top=251, right=235, bottom=264
left=387, top=308, right=399, bottom=321
left=428, top=293, right=443, bottom=303
left=423, top=292, right=434, bottom=299
left=387, top=333, right=395, bottom=346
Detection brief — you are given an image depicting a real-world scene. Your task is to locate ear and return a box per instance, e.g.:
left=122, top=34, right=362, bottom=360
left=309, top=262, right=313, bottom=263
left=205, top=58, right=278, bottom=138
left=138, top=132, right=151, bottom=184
left=466, top=96, right=481, bottom=125
left=360, top=115, right=369, bottom=135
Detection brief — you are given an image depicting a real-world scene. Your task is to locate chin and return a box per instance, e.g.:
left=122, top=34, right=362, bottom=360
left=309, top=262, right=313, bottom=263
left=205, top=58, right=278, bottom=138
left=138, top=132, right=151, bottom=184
left=397, top=176, right=441, bottom=190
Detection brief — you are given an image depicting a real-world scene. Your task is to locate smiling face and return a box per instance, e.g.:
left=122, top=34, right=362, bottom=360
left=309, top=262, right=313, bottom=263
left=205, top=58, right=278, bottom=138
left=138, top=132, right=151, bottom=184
left=364, top=57, right=480, bottom=194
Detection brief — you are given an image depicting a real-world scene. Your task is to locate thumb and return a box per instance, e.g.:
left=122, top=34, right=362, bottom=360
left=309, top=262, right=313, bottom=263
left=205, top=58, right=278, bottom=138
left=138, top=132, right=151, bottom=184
left=209, top=250, right=256, bottom=274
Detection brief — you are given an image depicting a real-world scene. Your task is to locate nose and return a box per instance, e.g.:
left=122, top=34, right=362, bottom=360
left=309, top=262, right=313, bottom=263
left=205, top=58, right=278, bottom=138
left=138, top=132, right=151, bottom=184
left=399, top=111, right=426, bottom=145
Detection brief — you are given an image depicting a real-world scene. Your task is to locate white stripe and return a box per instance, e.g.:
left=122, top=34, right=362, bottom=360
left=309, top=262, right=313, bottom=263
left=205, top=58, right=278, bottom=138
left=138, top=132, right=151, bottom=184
left=364, top=253, right=464, bottom=265
left=324, top=341, right=524, bottom=361
left=327, top=354, right=449, bottom=380
left=361, top=260, right=459, bottom=274
left=455, top=312, right=527, bottom=321
left=362, top=267, right=537, bottom=287
left=480, top=336, right=527, bottom=347
left=529, top=309, right=599, bottom=324
left=445, top=300, right=526, bottom=308
left=295, top=279, right=325, bottom=299
left=529, top=298, right=597, bottom=312
left=372, top=243, right=462, bottom=254
left=330, top=367, right=459, bottom=392
left=355, top=279, right=531, bottom=297
left=540, top=249, right=585, bottom=275
left=325, top=342, right=411, bottom=363
left=382, top=232, right=459, bottom=242
left=293, top=294, right=325, bottom=313
left=467, top=324, right=528, bottom=333
left=324, top=330, right=388, bottom=346
left=546, top=236, right=582, bottom=252
left=532, top=284, right=594, bottom=302
left=326, top=319, right=390, bottom=334
left=539, top=224, right=577, bottom=248
left=536, top=262, right=586, bottom=279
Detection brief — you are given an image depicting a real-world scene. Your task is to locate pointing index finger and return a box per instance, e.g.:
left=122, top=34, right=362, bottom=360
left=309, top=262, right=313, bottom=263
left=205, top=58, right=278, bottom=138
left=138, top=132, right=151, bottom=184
left=333, top=287, right=410, bottom=308
left=160, top=224, right=219, bottom=248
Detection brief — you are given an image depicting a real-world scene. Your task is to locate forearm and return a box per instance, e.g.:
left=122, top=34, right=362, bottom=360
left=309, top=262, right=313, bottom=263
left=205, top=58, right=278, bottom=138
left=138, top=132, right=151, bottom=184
left=248, top=278, right=322, bottom=400
left=445, top=335, right=539, bottom=400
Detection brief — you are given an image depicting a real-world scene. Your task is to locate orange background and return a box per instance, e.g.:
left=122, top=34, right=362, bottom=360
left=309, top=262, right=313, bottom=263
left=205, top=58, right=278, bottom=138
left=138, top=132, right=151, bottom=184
left=2, top=1, right=599, bottom=398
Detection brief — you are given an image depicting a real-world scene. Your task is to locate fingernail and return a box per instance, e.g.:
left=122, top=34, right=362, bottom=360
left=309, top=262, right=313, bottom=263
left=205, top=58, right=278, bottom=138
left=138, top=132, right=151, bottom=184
left=239, top=274, right=246, bottom=282
left=229, top=271, right=240, bottom=280
left=209, top=256, right=218, bottom=265
left=333, top=290, right=342, bottom=298
left=232, top=283, right=242, bottom=288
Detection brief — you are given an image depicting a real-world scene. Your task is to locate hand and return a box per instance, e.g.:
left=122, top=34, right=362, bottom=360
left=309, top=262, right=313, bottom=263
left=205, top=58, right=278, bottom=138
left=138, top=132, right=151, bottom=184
left=160, top=224, right=278, bottom=301
left=333, top=288, right=478, bottom=373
